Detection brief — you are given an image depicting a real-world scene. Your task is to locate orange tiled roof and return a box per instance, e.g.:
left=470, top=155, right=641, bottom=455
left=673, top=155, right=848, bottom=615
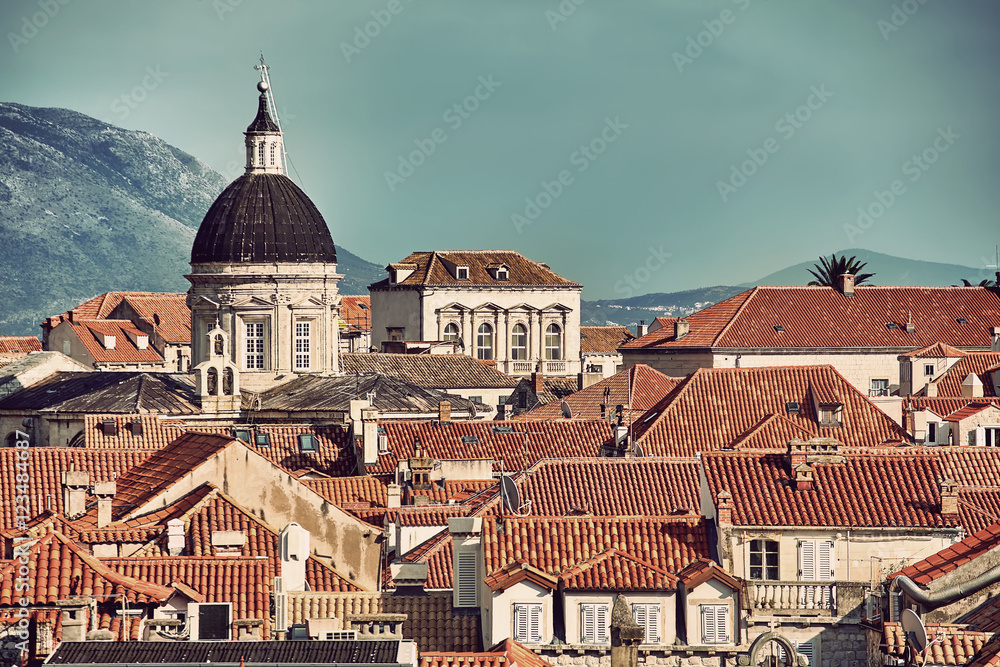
left=111, top=293, right=190, bottom=343
left=515, top=458, right=701, bottom=517
left=677, top=557, right=741, bottom=590
left=83, top=414, right=187, bottom=449
left=0, top=335, right=42, bottom=355
left=968, top=637, right=1000, bottom=667
left=68, top=319, right=164, bottom=364
left=421, top=639, right=551, bottom=667
left=482, top=515, right=709, bottom=579
left=580, top=326, right=636, bottom=354
left=304, top=476, right=388, bottom=509
left=372, top=419, right=614, bottom=475
left=622, top=286, right=1000, bottom=351
left=484, top=560, right=558, bottom=592
left=372, top=251, right=580, bottom=288
left=633, top=365, right=910, bottom=457
left=935, top=353, right=1000, bottom=397
left=902, top=342, right=970, bottom=358
left=341, top=295, right=371, bottom=332
left=515, top=364, right=680, bottom=424
left=959, top=489, right=1000, bottom=535
left=396, top=531, right=455, bottom=590
left=703, top=449, right=961, bottom=528
left=341, top=353, right=518, bottom=389
left=915, top=397, right=1000, bottom=418
left=729, top=414, right=817, bottom=450
left=0, top=448, right=154, bottom=532
left=946, top=404, right=999, bottom=422
left=557, top=548, right=679, bottom=591
left=892, top=523, right=1000, bottom=585
left=883, top=623, right=994, bottom=665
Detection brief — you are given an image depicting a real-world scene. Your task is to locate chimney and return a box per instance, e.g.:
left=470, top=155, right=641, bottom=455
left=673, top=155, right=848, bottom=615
left=926, top=380, right=938, bottom=397
left=361, top=406, right=380, bottom=466
left=93, top=481, right=116, bottom=529
left=904, top=312, right=915, bottom=334
left=961, top=373, right=984, bottom=398
left=61, top=469, right=90, bottom=519
left=166, top=518, right=184, bottom=556
left=279, top=522, right=310, bottom=592
left=716, top=490, right=733, bottom=526
left=234, top=618, right=264, bottom=641
left=347, top=614, right=408, bottom=640
left=56, top=598, right=89, bottom=643
left=940, top=478, right=958, bottom=516
left=439, top=401, right=451, bottom=424
left=387, top=483, right=401, bottom=508
left=611, top=594, right=644, bottom=667
left=390, top=561, right=429, bottom=594
left=991, top=327, right=1000, bottom=353
left=211, top=530, right=247, bottom=557
left=793, top=463, right=815, bottom=491
left=787, top=439, right=807, bottom=468
left=531, top=372, right=544, bottom=396
left=636, top=320, right=648, bottom=337
left=838, top=273, right=855, bottom=297
left=675, top=319, right=690, bottom=340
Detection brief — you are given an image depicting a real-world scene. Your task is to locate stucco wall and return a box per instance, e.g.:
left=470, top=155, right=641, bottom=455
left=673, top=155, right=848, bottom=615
left=563, top=590, right=676, bottom=647
left=683, top=578, right=736, bottom=646
left=483, top=579, right=553, bottom=649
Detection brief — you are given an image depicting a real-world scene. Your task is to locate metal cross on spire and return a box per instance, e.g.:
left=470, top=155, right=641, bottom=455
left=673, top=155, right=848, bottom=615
left=251, top=53, right=295, bottom=178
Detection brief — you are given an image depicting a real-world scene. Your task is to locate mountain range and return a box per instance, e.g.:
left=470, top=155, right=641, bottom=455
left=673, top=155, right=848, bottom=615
left=0, top=102, right=991, bottom=336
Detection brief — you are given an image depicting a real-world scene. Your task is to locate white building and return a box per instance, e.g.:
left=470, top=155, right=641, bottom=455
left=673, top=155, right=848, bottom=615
left=370, top=251, right=582, bottom=377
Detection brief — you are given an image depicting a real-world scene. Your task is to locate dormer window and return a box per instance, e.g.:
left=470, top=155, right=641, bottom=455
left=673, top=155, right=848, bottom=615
left=496, top=267, right=508, bottom=280
left=817, top=404, right=843, bottom=427
left=456, top=266, right=469, bottom=280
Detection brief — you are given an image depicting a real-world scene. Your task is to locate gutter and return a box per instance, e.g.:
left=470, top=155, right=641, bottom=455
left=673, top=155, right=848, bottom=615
left=892, top=562, right=1000, bottom=611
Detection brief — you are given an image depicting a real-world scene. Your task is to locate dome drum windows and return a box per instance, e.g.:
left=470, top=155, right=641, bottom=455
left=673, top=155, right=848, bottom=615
left=477, top=323, right=493, bottom=361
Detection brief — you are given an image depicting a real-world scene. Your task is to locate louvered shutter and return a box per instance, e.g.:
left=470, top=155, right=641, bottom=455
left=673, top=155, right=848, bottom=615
left=817, top=541, right=834, bottom=581
left=797, top=640, right=815, bottom=666
left=514, top=604, right=529, bottom=643
left=596, top=603, right=609, bottom=643
left=527, top=604, right=541, bottom=643
left=717, top=605, right=730, bottom=643
left=581, top=604, right=596, bottom=643
left=701, top=605, right=717, bottom=644
left=456, top=551, right=477, bottom=606
left=632, top=604, right=660, bottom=644
left=632, top=604, right=647, bottom=643
left=799, top=540, right=815, bottom=580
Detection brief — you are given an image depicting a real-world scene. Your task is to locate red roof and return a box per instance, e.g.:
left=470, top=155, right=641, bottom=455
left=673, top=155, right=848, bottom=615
left=703, top=449, right=961, bottom=528
left=935, top=353, right=1000, bottom=397
left=515, top=364, right=680, bottom=424
left=883, top=623, right=994, bottom=665
left=420, top=639, right=552, bottom=667
left=515, top=458, right=701, bottom=517
left=557, top=548, right=679, bottom=591
left=633, top=365, right=910, bottom=457
left=484, top=560, right=558, bottom=592
left=914, top=397, right=1000, bottom=418
left=622, top=286, right=1000, bottom=351
left=67, top=319, right=164, bottom=364
left=373, top=419, right=614, bottom=475
left=580, top=326, right=636, bottom=354
left=946, top=403, right=999, bottom=422
left=729, top=414, right=816, bottom=450
left=677, top=557, right=741, bottom=590
left=902, top=342, right=970, bottom=358
left=373, top=251, right=580, bottom=288
left=891, top=523, right=1000, bottom=585
left=341, top=295, right=371, bottom=332
left=482, top=515, right=709, bottom=579
left=111, top=293, right=191, bottom=343
left=0, top=335, right=42, bottom=355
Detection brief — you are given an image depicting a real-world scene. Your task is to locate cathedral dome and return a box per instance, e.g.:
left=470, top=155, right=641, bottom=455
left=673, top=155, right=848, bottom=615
left=191, top=172, right=338, bottom=264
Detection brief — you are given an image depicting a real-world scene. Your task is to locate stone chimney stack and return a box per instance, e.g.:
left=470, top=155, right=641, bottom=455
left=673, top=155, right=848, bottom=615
left=387, top=483, right=401, bottom=509
left=787, top=439, right=807, bottom=468
left=610, top=594, right=644, bottom=667
left=674, top=319, right=690, bottom=340
left=716, top=490, right=733, bottom=526
left=531, top=372, right=544, bottom=396
left=361, top=406, right=380, bottom=466
left=793, top=463, right=815, bottom=491
left=940, top=478, right=959, bottom=516
left=926, top=380, right=938, bottom=397
left=838, top=273, right=855, bottom=297
left=166, top=518, right=185, bottom=556
left=93, top=481, right=116, bottom=529
left=56, top=598, right=89, bottom=643
left=636, top=320, right=648, bottom=337
left=61, top=469, right=90, bottom=519
left=439, top=401, right=451, bottom=424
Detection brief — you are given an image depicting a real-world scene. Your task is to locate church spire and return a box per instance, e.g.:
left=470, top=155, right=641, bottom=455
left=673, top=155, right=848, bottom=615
left=245, top=55, right=283, bottom=174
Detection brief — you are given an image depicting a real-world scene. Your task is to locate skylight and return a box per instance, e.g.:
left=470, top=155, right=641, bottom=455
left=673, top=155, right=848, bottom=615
left=773, top=324, right=785, bottom=332
left=461, top=435, right=480, bottom=444
left=956, top=317, right=968, bottom=324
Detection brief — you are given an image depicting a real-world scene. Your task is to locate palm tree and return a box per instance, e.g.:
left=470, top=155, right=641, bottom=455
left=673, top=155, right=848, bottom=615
left=954, top=278, right=997, bottom=287
left=807, top=254, right=875, bottom=287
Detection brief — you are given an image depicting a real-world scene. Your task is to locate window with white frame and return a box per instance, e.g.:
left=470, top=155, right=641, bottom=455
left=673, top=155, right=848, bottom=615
left=245, top=322, right=265, bottom=369
left=294, top=321, right=311, bottom=370
left=443, top=323, right=459, bottom=343
left=750, top=539, right=779, bottom=580
left=700, top=604, right=730, bottom=644
left=798, top=539, right=834, bottom=607
left=257, top=141, right=265, bottom=166
left=631, top=603, right=660, bottom=644
left=544, top=324, right=561, bottom=361
left=579, top=603, right=609, bottom=644
left=456, top=266, right=469, bottom=280
left=496, top=266, right=508, bottom=280
left=985, top=427, right=1000, bottom=447
left=924, top=363, right=935, bottom=376
left=477, top=323, right=493, bottom=360
left=511, top=324, right=527, bottom=360
left=269, top=142, right=276, bottom=166
left=513, top=603, right=542, bottom=643
left=870, top=378, right=889, bottom=396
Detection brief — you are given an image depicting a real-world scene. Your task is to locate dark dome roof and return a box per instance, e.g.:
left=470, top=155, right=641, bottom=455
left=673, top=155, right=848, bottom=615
left=191, top=173, right=337, bottom=264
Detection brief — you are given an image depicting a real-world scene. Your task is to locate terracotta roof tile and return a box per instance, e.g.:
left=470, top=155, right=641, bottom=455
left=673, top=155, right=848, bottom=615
left=0, top=335, right=42, bottom=355
left=580, top=326, right=636, bottom=354
left=703, top=449, right=961, bottom=528
left=112, top=293, right=191, bottom=343
left=557, top=549, right=679, bottom=591
left=892, top=524, right=1000, bottom=585
left=372, top=251, right=580, bottom=288
left=883, top=623, right=993, bottom=665
left=341, top=353, right=517, bottom=389
left=902, top=343, right=970, bottom=359
left=729, top=414, right=817, bottom=451
left=420, top=639, right=552, bottom=667
left=515, top=364, right=680, bottom=424
left=623, top=286, right=1000, bottom=351
left=677, top=557, right=741, bottom=590
left=915, top=397, right=1000, bottom=418
left=340, top=296, right=371, bottom=332
left=935, top=353, right=1000, bottom=398
left=69, top=320, right=164, bottom=364
left=634, top=366, right=910, bottom=456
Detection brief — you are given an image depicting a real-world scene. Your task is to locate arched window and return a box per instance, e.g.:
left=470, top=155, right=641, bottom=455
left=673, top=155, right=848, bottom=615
left=222, top=368, right=234, bottom=396
left=511, top=324, right=527, bottom=360
left=207, top=368, right=219, bottom=396
left=545, top=324, right=561, bottom=360
left=269, top=142, right=277, bottom=166
left=443, top=323, right=460, bottom=343
left=477, top=323, right=493, bottom=361
left=257, top=141, right=266, bottom=166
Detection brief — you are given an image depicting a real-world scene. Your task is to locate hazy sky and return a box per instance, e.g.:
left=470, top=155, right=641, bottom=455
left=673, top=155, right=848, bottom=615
left=3, top=1, right=999, bottom=298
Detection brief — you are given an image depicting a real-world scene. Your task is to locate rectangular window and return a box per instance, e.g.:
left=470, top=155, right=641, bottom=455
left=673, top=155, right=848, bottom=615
left=456, top=266, right=469, bottom=280
left=700, top=604, right=730, bottom=644
left=456, top=551, right=478, bottom=607
left=246, top=322, right=265, bottom=369
left=870, top=379, right=889, bottom=396
left=987, top=427, right=1000, bottom=448
left=924, top=363, right=935, bottom=376
left=297, top=433, right=316, bottom=453
left=750, top=539, right=779, bottom=580
left=778, top=639, right=817, bottom=667
left=514, top=603, right=542, bottom=643
left=580, top=603, right=609, bottom=644
left=269, top=142, right=276, bottom=166
left=927, top=422, right=937, bottom=443
left=295, top=321, right=311, bottom=370
left=798, top=539, right=834, bottom=607
left=632, top=603, right=660, bottom=644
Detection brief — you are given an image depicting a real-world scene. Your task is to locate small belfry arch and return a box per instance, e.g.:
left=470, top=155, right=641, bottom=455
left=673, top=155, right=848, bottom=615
left=194, top=325, right=241, bottom=414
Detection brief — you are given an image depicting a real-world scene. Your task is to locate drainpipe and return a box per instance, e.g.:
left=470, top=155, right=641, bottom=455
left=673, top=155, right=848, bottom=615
left=892, top=563, right=1000, bottom=610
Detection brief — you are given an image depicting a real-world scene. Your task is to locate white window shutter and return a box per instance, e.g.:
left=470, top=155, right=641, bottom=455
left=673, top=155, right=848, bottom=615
left=596, top=604, right=609, bottom=643
left=528, top=604, right=541, bottom=643
left=514, top=605, right=528, bottom=643
left=701, top=605, right=716, bottom=644
left=818, top=541, right=834, bottom=581
left=647, top=604, right=660, bottom=644
left=456, top=552, right=477, bottom=606
left=799, top=540, right=816, bottom=580
left=718, top=605, right=730, bottom=643
left=581, top=604, right=595, bottom=643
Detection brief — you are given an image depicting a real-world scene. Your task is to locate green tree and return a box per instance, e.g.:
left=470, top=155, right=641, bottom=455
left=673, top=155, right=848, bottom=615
left=807, top=254, right=875, bottom=287
left=955, top=278, right=997, bottom=287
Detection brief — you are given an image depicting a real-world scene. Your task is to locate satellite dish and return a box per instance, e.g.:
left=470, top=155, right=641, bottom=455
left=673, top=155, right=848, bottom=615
left=500, top=475, right=521, bottom=514
left=634, top=442, right=645, bottom=457
left=456, top=336, right=465, bottom=352
left=560, top=401, right=572, bottom=419
left=901, top=609, right=928, bottom=653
